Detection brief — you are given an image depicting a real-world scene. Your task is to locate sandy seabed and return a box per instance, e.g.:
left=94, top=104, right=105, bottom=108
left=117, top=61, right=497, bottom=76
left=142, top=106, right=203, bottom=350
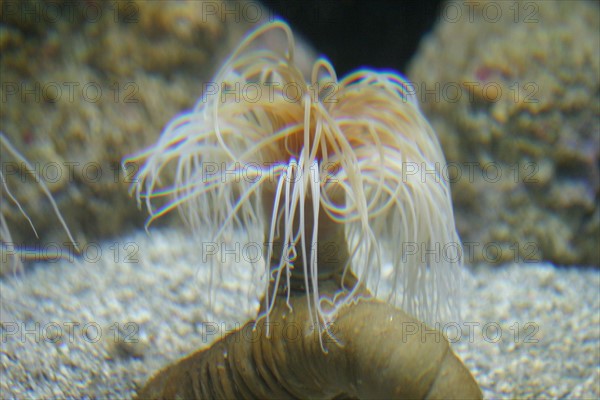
left=0, top=228, right=598, bottom=399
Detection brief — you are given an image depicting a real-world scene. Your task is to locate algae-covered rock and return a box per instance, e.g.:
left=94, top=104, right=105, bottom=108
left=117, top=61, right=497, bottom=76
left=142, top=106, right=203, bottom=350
left=409, top=0, right=599, bottom=266
left=0, top=0, right=265, bottom=273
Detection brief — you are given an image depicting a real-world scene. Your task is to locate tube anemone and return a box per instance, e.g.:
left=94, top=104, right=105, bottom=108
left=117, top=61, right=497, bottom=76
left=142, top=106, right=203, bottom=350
left=132, top=20, right=482, bottom=400
left=0, top=133, right=79, bottom=274
left=126, top=20, right=462, bottom=339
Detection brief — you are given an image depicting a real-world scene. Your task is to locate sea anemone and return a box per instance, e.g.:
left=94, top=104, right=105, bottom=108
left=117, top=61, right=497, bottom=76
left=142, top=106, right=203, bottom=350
left=0, top=133, right=79, bottom=274
left=126, top=20, right=462, bottom=337
left=132, top=20, right=482, bottom=399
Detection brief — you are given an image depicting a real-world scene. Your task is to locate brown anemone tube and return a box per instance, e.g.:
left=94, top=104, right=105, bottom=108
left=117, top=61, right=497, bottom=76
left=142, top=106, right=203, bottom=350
left=137, top=188, right=482, bottom=399
left=138, top=294, right=482, bottom=399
